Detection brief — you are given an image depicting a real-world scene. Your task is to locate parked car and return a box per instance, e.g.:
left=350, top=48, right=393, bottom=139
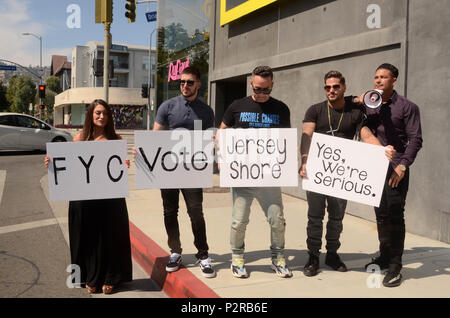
left=0, top=113, right=73, bottom=151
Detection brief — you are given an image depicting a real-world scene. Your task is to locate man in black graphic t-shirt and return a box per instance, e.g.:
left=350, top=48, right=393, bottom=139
left=222, top=94, right=290, bottom=128
left=218, top=66, right=293, bottom=279
left=299, top=70, right=395, bottom=278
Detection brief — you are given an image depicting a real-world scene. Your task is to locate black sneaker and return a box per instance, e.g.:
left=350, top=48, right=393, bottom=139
left=365, top=255, right=389, bottom=271
left=383, top=270, right=402, bottom=287
left=166, top=253, right=182, bottom=272
left=325, top=252, right=347, bottom=272
left=196, top=257, right=216, bottom=278
left=303, top=254, right=319, bottom=277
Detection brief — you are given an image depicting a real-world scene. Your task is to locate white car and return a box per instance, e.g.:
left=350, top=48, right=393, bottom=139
left=0, top=113, right=73, bottom=151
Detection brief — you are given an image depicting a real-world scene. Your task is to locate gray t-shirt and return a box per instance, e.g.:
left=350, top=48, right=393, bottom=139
left=155, top=95, right=214, bottom=130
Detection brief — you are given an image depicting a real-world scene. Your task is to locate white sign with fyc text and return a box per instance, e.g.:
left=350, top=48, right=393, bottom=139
left=302, top=133, right=389, bottom=207
left=134, top=130, right=214, bottom=189
left=47, top=140, right=129, bottom=202
left=218, top=128, right=298, bottom=187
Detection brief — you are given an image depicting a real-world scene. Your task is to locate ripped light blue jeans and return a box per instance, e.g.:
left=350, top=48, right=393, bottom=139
left=230, top=187, right=286, bottom=260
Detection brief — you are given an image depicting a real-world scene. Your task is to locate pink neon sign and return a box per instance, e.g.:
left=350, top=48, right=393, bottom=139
left=168, top=58, right=190, bottom=82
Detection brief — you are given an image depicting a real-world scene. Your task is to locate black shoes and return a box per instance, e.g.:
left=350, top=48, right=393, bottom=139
left=303, top=254, right=320, bottom=277
left=325, top=252, right=348, bottom=272
left=383, top=270, right=403, bottom=287
left=304, top=252, right=348, bottom=276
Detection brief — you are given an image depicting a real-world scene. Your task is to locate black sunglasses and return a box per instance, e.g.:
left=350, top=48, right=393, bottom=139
left=252, top=86, right=272, bottom=95
left=324, top=84, right=341, bottom=91
left=180, top=80, right=196, bottom=86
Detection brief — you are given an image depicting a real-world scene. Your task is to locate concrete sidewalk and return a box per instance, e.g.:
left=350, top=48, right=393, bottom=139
left=126, top=167, right=450, bottom=298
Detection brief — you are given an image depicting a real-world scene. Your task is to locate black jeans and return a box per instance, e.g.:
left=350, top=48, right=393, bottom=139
left=306, top=191, right=347, bottom=257
left=374, top=170, right=409, bottom=271
left=160, top=188, right=209, bottom=260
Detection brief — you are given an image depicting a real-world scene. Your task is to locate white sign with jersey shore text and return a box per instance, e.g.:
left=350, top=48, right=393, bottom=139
left=218, top=128, right=298, bottom=187
left=302, top=133, right=389, bottom=207
left=47, top=140, right=129, bottom=202
left=134, top=130, right=214, bottom=189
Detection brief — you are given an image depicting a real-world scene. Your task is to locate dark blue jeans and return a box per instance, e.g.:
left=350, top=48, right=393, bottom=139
left=160, top=188, right=209, bottom=260
left=306, top=191, right=347, bottom=257
left=374, top=170, right=409, bottom=271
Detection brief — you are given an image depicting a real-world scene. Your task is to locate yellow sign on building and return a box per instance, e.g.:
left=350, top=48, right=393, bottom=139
left=220, top=0, right=278, bottom=26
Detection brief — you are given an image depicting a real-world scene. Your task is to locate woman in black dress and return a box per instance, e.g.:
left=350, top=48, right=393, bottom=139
left=46, top=99, right=132, bottom=294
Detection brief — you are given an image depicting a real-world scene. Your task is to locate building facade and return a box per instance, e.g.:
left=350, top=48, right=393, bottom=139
left=208, top=0, right=450, bottom=243
left=54, top=41, right=156, bottom=129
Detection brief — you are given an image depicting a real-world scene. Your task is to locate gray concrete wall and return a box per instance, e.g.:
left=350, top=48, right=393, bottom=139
left=209, top=0, right=450, bottom=243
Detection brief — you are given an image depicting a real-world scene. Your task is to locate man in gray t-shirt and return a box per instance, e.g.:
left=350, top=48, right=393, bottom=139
left=153, top=66, right=216, bottom=278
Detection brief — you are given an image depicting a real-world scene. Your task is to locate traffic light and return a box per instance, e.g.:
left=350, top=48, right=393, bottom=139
left=125, top=0, right=136, bottom=23
left=141, top=83, right=148, bottom=98
left=95, top=0, right=113, bottom=24
left=38, top=85, right=46, bottom=98
left=39, top=104, right=45, bottom=110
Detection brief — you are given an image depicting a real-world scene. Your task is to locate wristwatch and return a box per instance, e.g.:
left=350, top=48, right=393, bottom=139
left=397, top=164, right=407, bottom=172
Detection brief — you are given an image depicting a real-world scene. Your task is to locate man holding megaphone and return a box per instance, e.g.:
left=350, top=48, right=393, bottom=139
left=359, top=63, right=423, bottom=287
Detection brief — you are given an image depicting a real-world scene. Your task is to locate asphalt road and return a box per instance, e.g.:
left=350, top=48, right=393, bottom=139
left=0, top=150, right=87, bottom=298
left=0, top=150, right=165, bottom=299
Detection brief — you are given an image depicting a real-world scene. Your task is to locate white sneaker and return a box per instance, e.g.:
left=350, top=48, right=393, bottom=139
left=231, top=257, right=248, bottom=278
left=196, top=257, right=216, bottom=278
left=271, top=258, right=293, bottom=278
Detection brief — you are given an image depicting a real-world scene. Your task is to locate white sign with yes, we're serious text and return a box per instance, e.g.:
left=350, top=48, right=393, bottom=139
left=302, top=133, right=389, bottom=207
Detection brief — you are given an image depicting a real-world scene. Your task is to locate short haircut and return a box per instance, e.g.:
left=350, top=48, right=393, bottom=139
left=181, top=66, right=201, bottom=80
left=324, top=70, right=346, bottom=84
left=376, top=63, right=399, bottom=78
left=252, top=66, right=273, bottom=79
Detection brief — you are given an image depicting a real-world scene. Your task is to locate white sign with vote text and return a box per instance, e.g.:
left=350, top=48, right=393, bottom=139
left=134, top=130, right=214, bottom=189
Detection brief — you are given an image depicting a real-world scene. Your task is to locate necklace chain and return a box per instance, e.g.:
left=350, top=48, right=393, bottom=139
left=327, top=104, right=344, bottom=136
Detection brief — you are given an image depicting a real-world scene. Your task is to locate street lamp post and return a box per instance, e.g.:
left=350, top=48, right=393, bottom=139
left=22, top=32, right=43, bottom=119
left=138, top=0, right=159, bottom=130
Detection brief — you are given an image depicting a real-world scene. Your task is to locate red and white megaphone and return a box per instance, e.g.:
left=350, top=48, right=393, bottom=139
left=363, top=89, right=383, bottom=108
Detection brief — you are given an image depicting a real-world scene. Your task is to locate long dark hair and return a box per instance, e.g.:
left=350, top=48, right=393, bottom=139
left=81, top=99, right=120, bottom=141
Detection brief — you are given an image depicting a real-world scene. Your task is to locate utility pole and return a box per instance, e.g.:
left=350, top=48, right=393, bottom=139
left=103, top=22, right=112, bottom=103
left=95, top=0, right=113, bottom=103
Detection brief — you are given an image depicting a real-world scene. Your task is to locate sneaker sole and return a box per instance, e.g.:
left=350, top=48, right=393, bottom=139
left=383, top=274, right=402, bottom=287
left=201, top=271, right=216, bottom=279
left=166, top=266, right=180, bottom=272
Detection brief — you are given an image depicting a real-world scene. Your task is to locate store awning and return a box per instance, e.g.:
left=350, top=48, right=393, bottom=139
left=54, top=87, right=148, bottom=108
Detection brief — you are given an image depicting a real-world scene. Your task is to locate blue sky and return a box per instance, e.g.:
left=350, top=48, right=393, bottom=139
left=0, top=0, right=159, bottom=67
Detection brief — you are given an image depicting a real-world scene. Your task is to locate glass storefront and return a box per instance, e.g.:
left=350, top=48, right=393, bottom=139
left=156, top=0, right=212, bottom=106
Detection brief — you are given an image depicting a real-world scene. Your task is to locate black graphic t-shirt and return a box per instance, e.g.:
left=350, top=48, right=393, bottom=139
left=222, top=96, right=291, bottom=128
left=303, top=96, right=366, bottom=140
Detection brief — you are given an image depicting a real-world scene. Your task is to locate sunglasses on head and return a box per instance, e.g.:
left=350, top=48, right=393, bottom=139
left=252, top=87, right=272, bottom=95
left=180, top=80, right=196, bottom=86
left=324, top=84, right=341, bottom=91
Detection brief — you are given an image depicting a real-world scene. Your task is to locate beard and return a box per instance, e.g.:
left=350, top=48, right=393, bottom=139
left=182, top=87, right=198, bottom=99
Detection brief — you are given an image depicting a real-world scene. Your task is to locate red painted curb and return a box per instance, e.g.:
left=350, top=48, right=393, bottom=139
left=129, top=221, right=220, bottom=298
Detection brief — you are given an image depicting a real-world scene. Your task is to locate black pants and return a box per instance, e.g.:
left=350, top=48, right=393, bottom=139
left=374, top=170, right=409, bottom=271
left=160, top=188, right=209, bottom=260
left=306, top=191, right=347, bottom=257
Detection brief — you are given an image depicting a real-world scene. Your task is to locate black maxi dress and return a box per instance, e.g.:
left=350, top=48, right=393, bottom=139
left=68, top=198, right=132, bottom=288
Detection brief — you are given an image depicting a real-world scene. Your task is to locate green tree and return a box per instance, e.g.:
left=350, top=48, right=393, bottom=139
left=0, top=81, right=9, bottom=112
left=6, top=76, right=36, bottom=114
left=46, top=76, right=62, bottom=94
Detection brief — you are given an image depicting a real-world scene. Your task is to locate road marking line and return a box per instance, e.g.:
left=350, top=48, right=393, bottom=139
left=0, top=217, right=67, bottom=235
left=0, top=170, right=6, bottom=205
